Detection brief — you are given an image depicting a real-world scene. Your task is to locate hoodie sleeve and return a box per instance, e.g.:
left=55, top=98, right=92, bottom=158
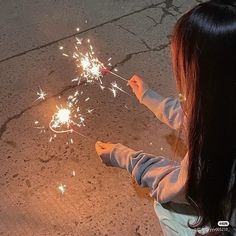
left=140, top=89, right=185, bottom=131
left=110, top=143, right=189, bottom=204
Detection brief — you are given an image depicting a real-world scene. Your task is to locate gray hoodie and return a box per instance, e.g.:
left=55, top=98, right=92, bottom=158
left=107, top=88, right=236, bottom=231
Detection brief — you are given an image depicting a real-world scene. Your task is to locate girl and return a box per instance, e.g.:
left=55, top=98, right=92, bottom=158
left=95, top=0, right=236, bottom=235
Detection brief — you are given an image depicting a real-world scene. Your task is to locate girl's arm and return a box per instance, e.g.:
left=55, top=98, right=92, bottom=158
left=129, top=75, right=185, bottom=131
left=96, top=142, right=189, bottom=204
left=140, top=89, right=185, bottom=131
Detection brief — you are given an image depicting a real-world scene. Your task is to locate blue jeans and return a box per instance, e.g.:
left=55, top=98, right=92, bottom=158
left=154, top=202, right=210, bottom=236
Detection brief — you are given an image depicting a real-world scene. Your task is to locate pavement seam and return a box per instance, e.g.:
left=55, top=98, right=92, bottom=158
left=0, top=1, right=165, bottom=64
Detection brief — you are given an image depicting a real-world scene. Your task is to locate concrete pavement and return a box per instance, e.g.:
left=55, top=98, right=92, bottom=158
left=0, top=1, right=200, bottom=235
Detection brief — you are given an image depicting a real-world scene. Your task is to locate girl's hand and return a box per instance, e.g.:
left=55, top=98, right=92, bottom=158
left=128, top=75, right=149, bottom=102
left=95, top=141, right=116, bottom=166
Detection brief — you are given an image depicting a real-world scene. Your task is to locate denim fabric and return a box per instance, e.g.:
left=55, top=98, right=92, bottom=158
left=154, top=202, right=211, bottom=236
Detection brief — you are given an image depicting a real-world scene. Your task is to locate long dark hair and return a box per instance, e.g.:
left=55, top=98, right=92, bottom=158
left=171, top=0, right=236, bottom=233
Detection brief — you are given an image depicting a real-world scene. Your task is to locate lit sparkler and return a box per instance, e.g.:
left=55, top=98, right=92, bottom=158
left=62, top=37, right=130, bottom=97
left=48, top=91, right=92, bottom=142
left=72, top=38, right=105, bottom=84
left=49, top=106, right=73, bottom=134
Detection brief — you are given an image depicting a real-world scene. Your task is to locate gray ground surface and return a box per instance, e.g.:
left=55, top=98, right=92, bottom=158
left=0, top=1, right=201, bottom=235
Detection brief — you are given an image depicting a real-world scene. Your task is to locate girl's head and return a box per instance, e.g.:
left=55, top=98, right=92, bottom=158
left=171, top=0, right=236, bottom=232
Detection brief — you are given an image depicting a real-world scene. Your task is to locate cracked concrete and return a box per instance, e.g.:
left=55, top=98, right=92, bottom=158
left=0, top=0, right=201, bottom=235
left=0, top=1, right=165, bottom=63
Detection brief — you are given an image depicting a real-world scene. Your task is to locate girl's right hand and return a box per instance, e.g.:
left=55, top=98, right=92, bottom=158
left=128, top=75, right=149, bottom=102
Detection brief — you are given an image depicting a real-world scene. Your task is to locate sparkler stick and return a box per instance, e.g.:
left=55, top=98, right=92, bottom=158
left=101, top=68, right=129, bottom=82
left=107, top=70, right=128, bottom=82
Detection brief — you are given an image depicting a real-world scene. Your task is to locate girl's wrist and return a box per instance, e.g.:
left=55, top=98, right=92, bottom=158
left=139, top=88, right=150, bottom=103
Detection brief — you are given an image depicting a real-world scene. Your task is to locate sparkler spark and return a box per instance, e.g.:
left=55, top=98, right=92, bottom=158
left=35, top=87, right=47, bottom=102
left=58, top=184, right=66, bottom=194
left=109, top=81, right=130, bottom=97
left=75, top=37, right=83, bottom=45
left=109, top=87, right=117, bottom=98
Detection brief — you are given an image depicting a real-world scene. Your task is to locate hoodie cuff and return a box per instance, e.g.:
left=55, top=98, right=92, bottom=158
left=110, top=143, right=142, bottom=170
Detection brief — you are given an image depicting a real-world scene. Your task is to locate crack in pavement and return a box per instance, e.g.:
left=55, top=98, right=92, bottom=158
left=112, top=42, right=170, bottom=68
left=0, top=1, right=165, bottom=64
left=146, top=0, right=181, bottom=30
left=116, top=24, right=152, bottom=50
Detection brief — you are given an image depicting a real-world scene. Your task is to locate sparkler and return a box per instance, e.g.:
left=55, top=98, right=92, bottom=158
left=48, top=104, right=89, bottom=140
left=73, top=38, right=105, bottom=84
left=49, top=106, right=73, bottom=134
left=59, top=35, right=131, bottom=99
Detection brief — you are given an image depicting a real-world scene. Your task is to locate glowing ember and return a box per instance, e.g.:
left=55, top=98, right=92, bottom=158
left=49, top=106, right=74, bottom=134
left=57, top=108, right=71, bottom=124
left=109, top=87, right=117, bottom=98
left=58, top=184, right=66, bottom=194
left=35, top=87, right=47, bottom=102
left=75, top=37, right=83, bottom=45
left=109, top=81, right=130, bottom=97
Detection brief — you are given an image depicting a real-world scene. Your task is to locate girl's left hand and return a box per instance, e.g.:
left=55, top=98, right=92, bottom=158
left=95, top=141, right=116, bottom=166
